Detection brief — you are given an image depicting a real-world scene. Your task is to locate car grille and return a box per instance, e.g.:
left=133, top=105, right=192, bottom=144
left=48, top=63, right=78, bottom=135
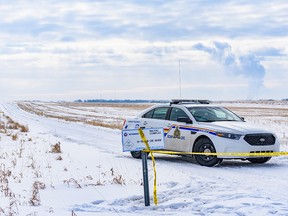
left=250, top=150, right=273, bottom=154
left=244, top=133, right=275, bottom=146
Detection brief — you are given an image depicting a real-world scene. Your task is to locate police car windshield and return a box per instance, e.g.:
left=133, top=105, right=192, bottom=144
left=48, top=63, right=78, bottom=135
left=188, top=106, right=243, bottom=122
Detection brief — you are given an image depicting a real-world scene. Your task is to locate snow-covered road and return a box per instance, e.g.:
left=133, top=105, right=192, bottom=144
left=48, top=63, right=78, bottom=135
left=0, top=101, right=122, bottom=153
left=0, top=101, right=288, bottom=216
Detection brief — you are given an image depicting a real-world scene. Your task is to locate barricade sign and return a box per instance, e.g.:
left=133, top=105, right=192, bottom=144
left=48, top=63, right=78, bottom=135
left=122, top=128, right=163, bottom=206
left=122, top=128, right=165, bottom=152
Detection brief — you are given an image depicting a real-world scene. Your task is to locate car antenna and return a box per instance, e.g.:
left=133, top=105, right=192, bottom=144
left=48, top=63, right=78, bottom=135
left=179, top=60, right=182, bottom=99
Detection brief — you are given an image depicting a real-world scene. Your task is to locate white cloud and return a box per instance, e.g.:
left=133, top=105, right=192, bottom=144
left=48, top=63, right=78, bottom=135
left=0, top=0, right=287, bottom=100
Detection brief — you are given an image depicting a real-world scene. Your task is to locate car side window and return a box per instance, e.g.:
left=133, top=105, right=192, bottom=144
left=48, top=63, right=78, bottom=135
left=143, top=109, right=154, bottom=118
left=169, top=108, right=189, bottom=121
left=142, top=107, right=169, bottom=119
left=152, top=107, right=169, bottom=120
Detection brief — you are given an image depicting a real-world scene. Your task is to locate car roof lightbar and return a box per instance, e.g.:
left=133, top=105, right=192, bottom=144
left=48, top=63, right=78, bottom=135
left=170, top=99, right=210, bottom=105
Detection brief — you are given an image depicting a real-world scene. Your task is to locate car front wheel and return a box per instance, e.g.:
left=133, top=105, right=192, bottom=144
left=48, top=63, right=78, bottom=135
left=194, top=138, right=222, bottom=167
left=247, top=157, right=271, bottom=164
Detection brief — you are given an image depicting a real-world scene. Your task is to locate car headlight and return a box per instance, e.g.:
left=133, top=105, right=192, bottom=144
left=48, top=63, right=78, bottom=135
left=216, top=132, right=242, bottom=140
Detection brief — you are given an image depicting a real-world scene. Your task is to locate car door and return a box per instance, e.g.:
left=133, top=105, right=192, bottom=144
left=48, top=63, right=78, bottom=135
left=164, top=107, right=193, bottom=152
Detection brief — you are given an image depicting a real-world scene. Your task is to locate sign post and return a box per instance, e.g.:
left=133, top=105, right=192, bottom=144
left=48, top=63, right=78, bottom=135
left=122, top=127, right=164, bottom=206
left=141, top=151, right=150, bottom=206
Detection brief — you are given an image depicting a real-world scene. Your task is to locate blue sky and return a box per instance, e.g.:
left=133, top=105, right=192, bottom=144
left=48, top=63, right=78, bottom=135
left=0, top=0, right=287, bottom=101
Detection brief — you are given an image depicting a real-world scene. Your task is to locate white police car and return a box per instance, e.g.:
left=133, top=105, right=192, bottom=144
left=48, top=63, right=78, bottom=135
left=123, top=99, right=280, bottom=166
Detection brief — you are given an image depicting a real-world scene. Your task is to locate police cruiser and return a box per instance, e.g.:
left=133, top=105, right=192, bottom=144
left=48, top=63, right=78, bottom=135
left=123, top=99, right=280, bottom=167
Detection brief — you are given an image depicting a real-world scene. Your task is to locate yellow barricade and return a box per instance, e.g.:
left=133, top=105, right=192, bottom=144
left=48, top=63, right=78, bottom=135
left=142, top=150, right=288, bottom=157
left=138, top=128, right=288, bottom=206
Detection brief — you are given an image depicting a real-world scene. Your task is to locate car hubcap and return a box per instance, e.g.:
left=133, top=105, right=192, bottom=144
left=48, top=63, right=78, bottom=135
left=203, top=148, right=211, bottom=153
left=202, top=144, right=214, bottom=161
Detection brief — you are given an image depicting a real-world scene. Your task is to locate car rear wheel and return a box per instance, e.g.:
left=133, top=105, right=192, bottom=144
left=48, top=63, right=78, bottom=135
left=247, top=157, right=271, bottom=164
left=131, top=151, right=141, bottom=159
left=194, top=138, right=222, bottom=167
left=130, top=151, right=150, bottom=159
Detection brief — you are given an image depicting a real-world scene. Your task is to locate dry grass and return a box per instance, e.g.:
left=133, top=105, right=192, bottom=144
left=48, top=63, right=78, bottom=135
left=17, top=101, right=288, bottom=134
left=84, top=120, right=122, bottom=129
left=29, top=181, right=46, bottom=206
left=0, top=163, right=19, bottom=216
left=72, top=210, right=78, bottom=216
left=17, top=101, right=152, bottom=130
left=50, top=142, right=62, bottom=153
left=0, top=115, right=30, bottom=134
left=113, top=175, right=125, bottom=185
left=20, top=124, right=29, bottom=132
left=64, top=178, right=82, bottom=188
left=0, top=122, right=6, bottom=133
left=226, top=106, right=288, bottom=118
left=56, top=155, right=63, bottom=160
left=12, top=134, right=18, bottom=141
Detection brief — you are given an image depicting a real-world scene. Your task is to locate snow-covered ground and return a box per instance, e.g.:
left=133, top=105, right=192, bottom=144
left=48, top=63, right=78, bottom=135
left=0, top=101, right=288, bottom=216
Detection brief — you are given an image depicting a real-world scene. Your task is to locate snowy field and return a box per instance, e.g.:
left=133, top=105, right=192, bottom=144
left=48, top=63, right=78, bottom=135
left=0, top=101, right=288, bottom=216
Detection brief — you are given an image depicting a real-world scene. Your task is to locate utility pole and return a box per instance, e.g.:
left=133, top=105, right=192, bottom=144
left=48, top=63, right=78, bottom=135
left=179, top=60, right=182, bottom=99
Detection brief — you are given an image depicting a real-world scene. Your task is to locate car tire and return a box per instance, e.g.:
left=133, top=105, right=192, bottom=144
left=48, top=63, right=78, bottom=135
left=247, top=157, right=271, bottom=164
left=194, top=138, right=222, bottom=167
left=131, top=151, right=142, bottom=159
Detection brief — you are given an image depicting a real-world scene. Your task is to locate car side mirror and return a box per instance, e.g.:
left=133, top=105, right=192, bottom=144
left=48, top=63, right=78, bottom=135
left=240, top=117, right=245, bottom=121
left=177, top=117, right=192, bottom=124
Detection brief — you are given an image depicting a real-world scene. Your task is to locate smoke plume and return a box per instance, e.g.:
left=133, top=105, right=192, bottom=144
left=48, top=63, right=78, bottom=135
left=193, top=41, right=265, bottom=99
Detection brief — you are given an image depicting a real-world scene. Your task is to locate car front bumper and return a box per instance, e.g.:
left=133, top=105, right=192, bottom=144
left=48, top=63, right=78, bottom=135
left=212, top=135, right=280, bottom=159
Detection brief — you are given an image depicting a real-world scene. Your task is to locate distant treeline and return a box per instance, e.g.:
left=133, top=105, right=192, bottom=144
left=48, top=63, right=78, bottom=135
left=74, top=98, right=288, bottom=103
left=74, top=99, right=169, bottom=103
